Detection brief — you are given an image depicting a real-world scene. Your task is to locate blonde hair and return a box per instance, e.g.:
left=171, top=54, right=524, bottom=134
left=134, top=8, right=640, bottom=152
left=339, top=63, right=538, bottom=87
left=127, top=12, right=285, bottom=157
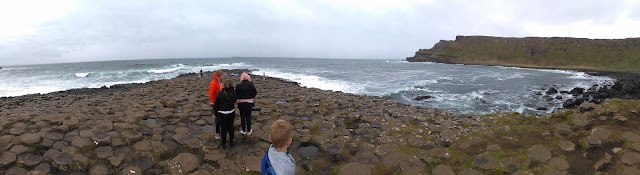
left=214, top=70, right=225, bottom=77
left=270, top=119, right=293, bottom=149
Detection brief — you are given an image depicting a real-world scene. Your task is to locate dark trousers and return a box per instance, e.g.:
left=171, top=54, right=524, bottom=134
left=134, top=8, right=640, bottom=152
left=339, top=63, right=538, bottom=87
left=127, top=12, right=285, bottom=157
left=218, top=112, right=235, bottom=144
left=238, top=102, right=253, bottom=132
left=212, top=105, right=221, bottom=133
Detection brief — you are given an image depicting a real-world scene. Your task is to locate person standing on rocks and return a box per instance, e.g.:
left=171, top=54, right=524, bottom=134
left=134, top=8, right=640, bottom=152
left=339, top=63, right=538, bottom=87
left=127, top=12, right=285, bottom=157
left=199, top=69, right=203, bottom=77
left=208, top=70, right=225, bottom=139
left=236, top=72, right=257, bottom=136
left=261, top=119, right=296, bottom=175
left=214, top=78, right=237, bottom=148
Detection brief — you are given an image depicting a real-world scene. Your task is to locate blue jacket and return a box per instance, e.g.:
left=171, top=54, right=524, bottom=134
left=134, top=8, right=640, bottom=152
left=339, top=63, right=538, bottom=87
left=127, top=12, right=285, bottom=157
left=261, top=145, right=295, bottom=175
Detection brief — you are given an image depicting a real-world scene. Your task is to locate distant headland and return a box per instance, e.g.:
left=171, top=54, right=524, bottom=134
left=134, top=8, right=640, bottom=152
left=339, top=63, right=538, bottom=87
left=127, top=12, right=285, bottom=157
left=407, top=35, right=640, bottom=72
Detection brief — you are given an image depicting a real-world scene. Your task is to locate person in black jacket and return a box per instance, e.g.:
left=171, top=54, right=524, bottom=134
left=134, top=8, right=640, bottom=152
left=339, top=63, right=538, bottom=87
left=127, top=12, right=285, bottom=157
left=214, top=79, right=237, bottom=148
left=236, top=72, right=257, bottom=135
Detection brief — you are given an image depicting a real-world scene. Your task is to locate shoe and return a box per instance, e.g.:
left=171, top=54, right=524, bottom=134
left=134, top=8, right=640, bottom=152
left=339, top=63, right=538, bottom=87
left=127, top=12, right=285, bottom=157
left=246, top=129, right=253, bottom=136
left=240, top=129, right=246, bottom=135
left=229, top=142, right=235, bottom=147
left=220, top=143, right=226, bottom=149
left=215, top=135, right=221, bottom=140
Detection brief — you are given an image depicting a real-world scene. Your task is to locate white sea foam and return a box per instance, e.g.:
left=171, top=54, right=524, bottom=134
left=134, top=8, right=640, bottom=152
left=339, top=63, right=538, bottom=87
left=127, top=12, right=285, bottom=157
left=147, top=67, right=182, bottom=74
left=75, top=72, right=90, bottom=78
left=0, top=85, right=65, bottom=97
left=252, top=69, right=365, bottom=94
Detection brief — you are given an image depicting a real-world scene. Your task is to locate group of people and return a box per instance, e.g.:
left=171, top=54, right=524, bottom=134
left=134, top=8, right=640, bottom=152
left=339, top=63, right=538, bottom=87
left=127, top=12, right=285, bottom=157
left=207, top=70, right=295, bottom=175
left=208, top=70, right=257, bottom=148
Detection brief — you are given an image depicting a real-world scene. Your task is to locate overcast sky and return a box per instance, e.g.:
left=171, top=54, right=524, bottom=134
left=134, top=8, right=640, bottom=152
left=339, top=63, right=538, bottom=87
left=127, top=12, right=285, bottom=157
left=1, top=0, right=639, bottom=65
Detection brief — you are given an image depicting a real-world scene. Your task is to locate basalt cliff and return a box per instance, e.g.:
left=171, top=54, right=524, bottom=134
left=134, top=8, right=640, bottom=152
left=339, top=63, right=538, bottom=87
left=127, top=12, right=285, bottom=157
left=407, top=36, right=640, bottom=71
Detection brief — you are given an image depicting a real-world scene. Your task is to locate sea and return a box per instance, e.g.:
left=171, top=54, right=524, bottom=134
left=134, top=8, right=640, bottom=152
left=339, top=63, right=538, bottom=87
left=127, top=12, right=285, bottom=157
left=0, top=58, right=614, bottom=114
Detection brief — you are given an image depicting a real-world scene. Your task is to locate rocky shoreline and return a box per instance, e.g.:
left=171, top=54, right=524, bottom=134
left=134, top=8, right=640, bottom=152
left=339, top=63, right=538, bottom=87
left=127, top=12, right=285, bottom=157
left=0, top=69, right=639, bottom=174
left=0, top=69, right=484, bottom=174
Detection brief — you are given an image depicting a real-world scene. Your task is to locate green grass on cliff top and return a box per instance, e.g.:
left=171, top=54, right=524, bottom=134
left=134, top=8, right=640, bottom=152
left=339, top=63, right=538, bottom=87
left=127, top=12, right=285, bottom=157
left=424, top=40, right=640, bottom=72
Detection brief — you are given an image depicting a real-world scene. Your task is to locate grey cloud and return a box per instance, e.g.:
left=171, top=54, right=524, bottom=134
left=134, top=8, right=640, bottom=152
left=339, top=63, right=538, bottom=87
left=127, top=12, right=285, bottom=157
left=0, top=0, right=638, bottom=65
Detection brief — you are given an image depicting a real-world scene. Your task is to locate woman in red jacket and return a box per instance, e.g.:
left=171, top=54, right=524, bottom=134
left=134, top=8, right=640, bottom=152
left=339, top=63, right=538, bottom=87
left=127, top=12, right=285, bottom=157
left=208, top=70, right=225, bottom=138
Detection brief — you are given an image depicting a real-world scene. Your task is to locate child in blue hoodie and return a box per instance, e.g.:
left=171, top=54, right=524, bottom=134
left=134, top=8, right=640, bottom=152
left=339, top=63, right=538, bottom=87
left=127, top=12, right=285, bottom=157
left=261, top=119, right=295, bottom=175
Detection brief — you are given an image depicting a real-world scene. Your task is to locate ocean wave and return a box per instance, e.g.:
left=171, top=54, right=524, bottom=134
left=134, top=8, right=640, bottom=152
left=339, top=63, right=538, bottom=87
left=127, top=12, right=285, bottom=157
left=147, top=67, right=181, bottom=74
left=0, top=85, right=65, bottom=97
left=75, top=72, right=91, bottom=78
left=252, top=69, right=365, bottom=94
left=0, top=67, right=35, bottom=71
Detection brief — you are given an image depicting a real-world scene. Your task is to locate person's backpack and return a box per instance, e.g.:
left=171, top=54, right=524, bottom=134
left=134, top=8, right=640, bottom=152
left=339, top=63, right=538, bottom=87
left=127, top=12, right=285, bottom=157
left=261, top=152, right=277, bottom=175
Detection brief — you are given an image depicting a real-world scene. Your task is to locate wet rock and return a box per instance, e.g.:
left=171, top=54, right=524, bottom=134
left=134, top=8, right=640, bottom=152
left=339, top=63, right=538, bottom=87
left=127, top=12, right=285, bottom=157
left=95, top=146, right=113, bottom=159
left=53, top=152, right=73, bottom=165
left=133, top=140, right=152, bottom=152
left=174, top=127, right=190, bottom=134
left=570, top=87, right=584, bottom=95
left=614, top=115, right=629, bottom=122
left=622, top=151, right=640, bottom=165
left=19, top=133, right=41, bottom=144
left=167, top=153, right=200, bottom=175
left=623, top=132, right=640, bottom=143
left=571, top=114, right=591, bottom=127
left=501, top=157, right=520, bottom=173
left=382, top=152, right=410, bottom=166
left=590, top=127, right=612, bottom=140
left=71, top=137, right=92, bottom=148
left=17, top=154, right=43, bottom=166
left=339, top=162, right=372, bottom=175
left=122, top=130, right=143, bottom=142
left=546, top=88, right=558, bottom=95
left=244, top=156, right=262, bottom=172
left=0, top=152, right=17, bottom=166
left=52, top=141, right=69, bottom=150
left=414, top=95, right=434, bottom=101
left=558, top=140, right=575, bottom=151
left=593, top=152, right=612, bottom=171
left=109, top=156, right=124, bottom=167
left=487, top=144, right=501, bottom=151
left=10, top=128, right=25, bottom=135
left=91, top=131, right=111, bottom=144
left=122, top=166, right=143, bottom=175
left=298, top=146, right=319, bottom=159
left=6, top=167, right=28, bottom=175
left=132, top=157, right=154, bottom=171
left=586, top=133, right=605, bottom=146
left=90, top=164, right=109, bottom=175
left=80, top=130, right=93, bottom=138
left=9, top=145, right=30, bottom=154
left=429, top=147, right=451, bottom=158
left=474, top=153, right=499, bottom=170
left=34, top=163, right=50, bottom=173
left=548, top=156, right=569, bottom=171
left=94, top=122, right=114, bottom=132
left=527, top=145, right=551, bottom=162
left=622, top=166, right=640, bottom=175
left=432, top=164, right=453, bottom=175
left=47, top=132, right=64, bottom=141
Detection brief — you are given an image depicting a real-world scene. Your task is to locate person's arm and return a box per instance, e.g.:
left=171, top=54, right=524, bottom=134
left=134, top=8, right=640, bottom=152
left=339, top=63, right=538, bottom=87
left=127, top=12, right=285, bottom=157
left=213, top=92, right=223, bottom=114
left=208, top=83, right=215, bottom=104
left=235, top=84, right=241, bottom=99
left=250, top=83, right=257, bottom=99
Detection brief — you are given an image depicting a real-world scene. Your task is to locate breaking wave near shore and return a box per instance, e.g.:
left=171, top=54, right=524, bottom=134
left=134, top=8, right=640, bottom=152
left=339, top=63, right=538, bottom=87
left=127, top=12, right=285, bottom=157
left=0, top=61, right=250, bottom=97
